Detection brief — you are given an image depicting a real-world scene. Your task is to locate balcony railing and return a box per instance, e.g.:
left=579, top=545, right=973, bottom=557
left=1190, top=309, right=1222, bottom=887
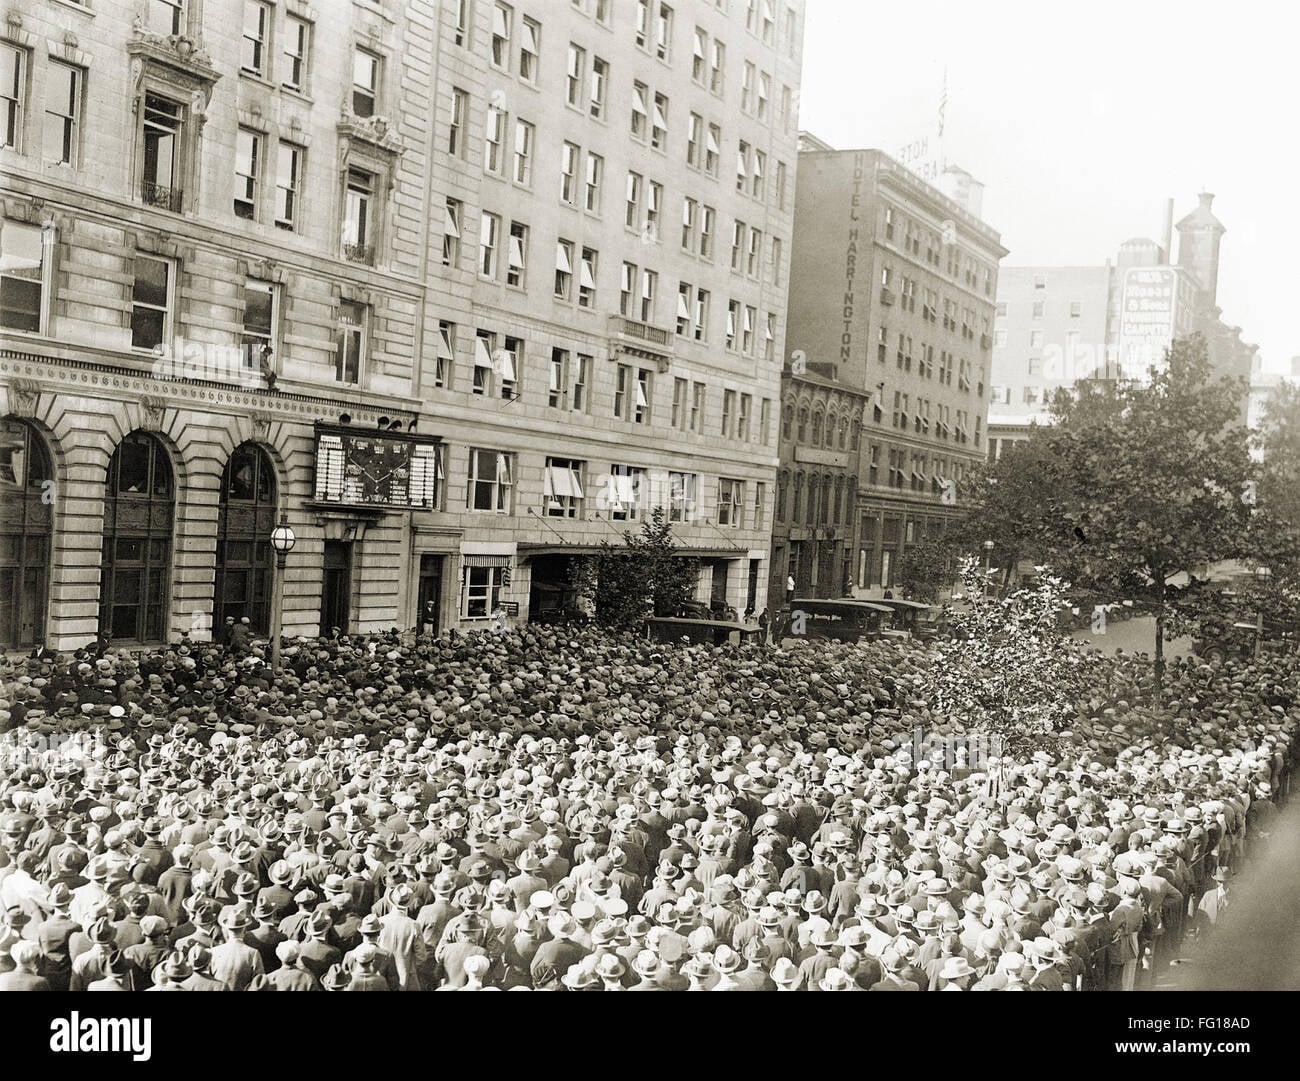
left=608, top=314, right=672, bottom=347
left=342, top=242, right=375, bottom=266
left=141, top=181, right=183, bottom=212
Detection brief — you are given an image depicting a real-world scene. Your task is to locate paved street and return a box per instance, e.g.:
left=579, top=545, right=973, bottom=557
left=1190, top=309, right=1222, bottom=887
left=1070, top=614, right=1194, bottom=660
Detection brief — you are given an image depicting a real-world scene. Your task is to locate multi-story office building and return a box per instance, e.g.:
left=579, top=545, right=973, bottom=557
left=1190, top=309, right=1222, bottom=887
left=775, top=143, right=1006, bottom=600
left=418, top=0, right=802, bottom=628
left=988, top=194, right=1254, bottom=457
left=0, top=0, right=804, bottom=651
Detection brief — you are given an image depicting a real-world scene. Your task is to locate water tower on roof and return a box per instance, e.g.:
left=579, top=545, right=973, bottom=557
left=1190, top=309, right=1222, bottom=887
left=1175, top=192, right=1226, bottom=309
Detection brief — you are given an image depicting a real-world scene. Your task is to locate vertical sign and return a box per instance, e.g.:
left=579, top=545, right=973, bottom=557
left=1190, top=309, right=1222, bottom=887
left=1119, top=267, right=1178, bottom=378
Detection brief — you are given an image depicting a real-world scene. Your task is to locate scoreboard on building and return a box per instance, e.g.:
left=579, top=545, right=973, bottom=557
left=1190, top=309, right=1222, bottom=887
left=311, top=424, right=441, bottom=510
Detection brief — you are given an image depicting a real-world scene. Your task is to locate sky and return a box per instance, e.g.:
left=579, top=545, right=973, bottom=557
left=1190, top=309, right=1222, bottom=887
left=799, top=0, right=1300, bottom=370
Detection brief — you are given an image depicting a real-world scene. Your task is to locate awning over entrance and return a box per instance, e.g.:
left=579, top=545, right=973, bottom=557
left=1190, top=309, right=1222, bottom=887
left=517, top=543, right=748, bottom=560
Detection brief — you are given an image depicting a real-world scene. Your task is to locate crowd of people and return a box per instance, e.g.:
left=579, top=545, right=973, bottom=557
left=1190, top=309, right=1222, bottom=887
left=0, top=622, right=1293, bottom=991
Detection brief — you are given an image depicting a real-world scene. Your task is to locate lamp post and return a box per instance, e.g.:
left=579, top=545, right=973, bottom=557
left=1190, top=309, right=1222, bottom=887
left=982, top=539, right=995, bottom=599
left=1254, top=565, right=1271, bottom=660
left=269, top=514, right=297, bottom=671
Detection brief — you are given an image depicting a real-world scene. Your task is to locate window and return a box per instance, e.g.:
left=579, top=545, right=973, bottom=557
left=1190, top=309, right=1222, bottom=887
left=721, top=389, right=736, bottom=436
left=625, top=172, right=642, bottom=230
left=554, top=239, right=574, bottom=299
left=506, top=220, right=527, bottom=287
left=671, top=378, right=687, bottom=429
left=352, top=49, right=380, bottom=118
left=448, top=88, right=468, bottom=157
left=573, top=353, right=590, bottom=410
left=620, top=261, right=637, bottom=316
left=681, top=198, right=697, bottom=251
left=1070, top=300, right=1082, bottom=318
left=726, top=299, right=740, bottom=350
left=560, top=142, right=579, bottom=204
left=639, top=269, right=657, bottom=322
left=994, top=327, right=1007, bottom=347
left=590, top=57, right=608, bottom=118
left=566, top=44, right=585, bottom=108
left=692, top=27, right=708, bottom=82
left=614, top=364, right=652, bottom=423
left=705, top=123, right=720, bottom=175
left=473, top=330, right=495, bottom=395
left=577, top=247, right=598, bottom=307
left=654, top=4, right=673, bottom=60
left=478, top=212, right=500, bottom=278
left=746, top=227, right=762, bottom=276
left=742, top=305, right=756, bottom=354
left=752, top=150, right=766, bottom=198
left=651, top=93, right=668, bottom=150
left=549, top=348, right=568, bottom=409
left=996, top=301, right=1007, bottom=317
left=454, top=0, right=471, bottom=47
left=761, top=0, right=775, bottom=42
left=436, top=320, right=455, bottom=388
left=608, top=464, right=643, bottom=521
left=499, top=336, right=521, bottom=399
left=463, top=567, right=506, bottom=619
left=687, top=113, right=702, bottom=167
left=584, top=152, right=603, bottom=212
left=335, top=300, right=365, bottom=385
left=645, top=181, right=662, bottom=239
left=770, top=236, right=782, bottom=285
left=635, top=0, right=650, bottom=47
left=779, top=84, right=792, bottom=131
left=234, top=128, right=260, bottom=220
left=717, top=478, right=743, bottom=527
left=512, top=118, right=533, bottom=185
left=730, top=220, right=745, bottom=270
left=736, top=140, right=750, bottom=190
left=545, top=458, right=585, bottom=518
left=669, top=471, right=697, bottom=523
left=492, top=3, right=513, bottom=68
left=242, top=2, right=271, bottom=77
left=465, top=446, right=509, bottom=514
left=130, top=256, right=172, bottom=352
left=1029, top=330, right=1043, bottom=348
left=443, top=198, right=462, bottom=266
left=283, top=15, right=310, bottom=91
left=759, top=398, right=771, bottom=444
left=44, top=62, right=79, bottom=166
left=631, top=81, right=648, bottom=140
left=754, top=481, right=765, bottom=525
left=148, top=0, right=185, bottom=36
left=710, top=39, right=725, bottom=93
left=240, top=280, right=276, bottom=369
left=342, top=168, right=374, bottom=263
left=141, top=93, right=184, bottom=211
left=691, top=382, right=705, bottom=432
left=677, top=282, right=692, bottom=337
left=484, top=105, right=505, bottom=174
left=1033, top=273, right=1047, bottom=289
left=694, top=289, right=709, bottom=341
left=741, top=62, right=754, bottom=113
left=519, top=17, right=539, bottom=82
left=274, top=142, right=302, bottom=231
left=0, top=220, right=49, bottom=334
left=596, top=0, right=612, bottom=25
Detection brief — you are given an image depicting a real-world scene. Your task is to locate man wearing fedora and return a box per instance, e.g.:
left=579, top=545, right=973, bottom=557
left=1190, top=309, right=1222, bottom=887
left=210, top=907, right=265, bottom=991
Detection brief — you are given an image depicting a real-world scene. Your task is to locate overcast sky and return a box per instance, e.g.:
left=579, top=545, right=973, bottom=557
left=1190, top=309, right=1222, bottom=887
left=800, top=0, right=1299, bottom=370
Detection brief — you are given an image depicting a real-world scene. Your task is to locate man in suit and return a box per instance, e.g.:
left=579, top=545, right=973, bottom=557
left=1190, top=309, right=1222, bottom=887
left=209, top=908, right=264, bottom=991
left=34, top=883, right=79, bottom=992
left=377, top=885, right=425, bottom=990
left=0, top=941, right=50, bottom=991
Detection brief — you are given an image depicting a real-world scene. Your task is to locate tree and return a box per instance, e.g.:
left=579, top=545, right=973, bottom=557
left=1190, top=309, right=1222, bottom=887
left=896, top=533, right=958, bottom=602
left=1040, top=335, right=1254, bottom=691
left=591, top=508, right=699, bottom=627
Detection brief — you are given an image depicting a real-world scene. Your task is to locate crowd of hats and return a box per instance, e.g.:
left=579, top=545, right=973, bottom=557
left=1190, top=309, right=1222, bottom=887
left=0, top=624, right=1295, bottom=991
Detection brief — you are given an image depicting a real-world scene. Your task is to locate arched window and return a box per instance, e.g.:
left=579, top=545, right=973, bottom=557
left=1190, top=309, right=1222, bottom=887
left=0, top=418, right=54, bottom=649
left=792, top=472, right=804, bottom=522
left=796, top=408, right=808, bottom=443
left=821, top=475, right=833, bottom=525
left=782, top=404, right=794, bottom=441
left=833, top=477, right=844, bottom=524
left=811, top=410, right=823, bottom=446
left=850, top=419, right=861, bottom=451
left=824, top=411, right=837, bottom=447
left=838, top=415, right=849, bottom=449
left=214, top=443, right=277, bottom=634
left=776, top=470, right=788, bottom=522
left=100, top=431, right=173, bottom=644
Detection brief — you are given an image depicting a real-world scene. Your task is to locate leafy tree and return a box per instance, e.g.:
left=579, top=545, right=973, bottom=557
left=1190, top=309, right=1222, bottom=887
left=896, top=533, right=959, bottom=602
left=592, top=508, right=699, bottom=627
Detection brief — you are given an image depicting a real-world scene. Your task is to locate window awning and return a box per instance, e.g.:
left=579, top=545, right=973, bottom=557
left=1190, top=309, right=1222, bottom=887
left=621, top=262, right=634, bottom=292
left=652, top=101, right=667, bottom=129
left=693, top=33, right=706, bottom=60
left=463, top=553, right=511, bottom=569
left=497, top=349, right=517, bottom=382
left=508, top=236, right=525, bottom=269
left=444, top=203, right=460, bottom=238
left=726, top=307, right=736, bottom=338
left=706, top=128, right=720, bottom=155
left=635, top=380, right=648, bottom=408
left=474, top=336, right=494, bottom=368
left=682, top=200, right=694, bottom=227
left=677, top=291, right=691, bottom=320
left=626, top=172, right=638, bottom=201
left=632, top=88, right=648, bottom=115
left=567, top=48, right=581, bottom=79
left=492, top=6, right=508, bottom=37
left=579, top=258, right=596, bottom=290
left=647, top=183, right=660, bottom=211
left=437, top=326, right=454, bottom=360
left=555, top=242, right=572, bottom=274
left=522, top=21, right=539, bottom=54
left=737, top=150, right=748, bottom=177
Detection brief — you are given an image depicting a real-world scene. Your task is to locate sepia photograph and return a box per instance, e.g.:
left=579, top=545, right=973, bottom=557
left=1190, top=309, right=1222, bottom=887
left=0, top=0, right=1296, bottom=1062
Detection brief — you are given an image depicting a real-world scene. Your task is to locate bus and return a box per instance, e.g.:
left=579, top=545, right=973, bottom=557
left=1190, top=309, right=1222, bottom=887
left=873, top=598, right=947, bottom=640
left=787, top=598, right=898, bottom=643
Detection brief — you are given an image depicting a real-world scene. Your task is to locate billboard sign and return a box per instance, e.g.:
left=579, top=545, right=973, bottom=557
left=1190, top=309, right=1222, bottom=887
left=1119, top=267, right=1178, bottom=377
left=312, top=425, right=441, bottom=509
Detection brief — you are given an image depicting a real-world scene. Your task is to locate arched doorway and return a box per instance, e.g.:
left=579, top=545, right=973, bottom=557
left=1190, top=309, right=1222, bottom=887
left=0, top=418, right=54, bottom=649
left=214, top=442, right=277, bottom=634
left=99, top=431, right=174, bottom=644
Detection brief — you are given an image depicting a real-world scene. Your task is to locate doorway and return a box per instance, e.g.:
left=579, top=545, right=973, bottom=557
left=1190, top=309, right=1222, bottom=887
left=416, top=554, right=443, bottom=634
left=321, top=541, right=352, bottom=635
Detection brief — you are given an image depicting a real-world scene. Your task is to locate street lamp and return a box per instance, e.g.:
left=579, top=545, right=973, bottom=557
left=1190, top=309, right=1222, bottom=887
left=1254, top=565, right=1271, bottom=660
left=269, top=514, right=297, bottom=671
left=982, top=539, right=995, bottom=598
